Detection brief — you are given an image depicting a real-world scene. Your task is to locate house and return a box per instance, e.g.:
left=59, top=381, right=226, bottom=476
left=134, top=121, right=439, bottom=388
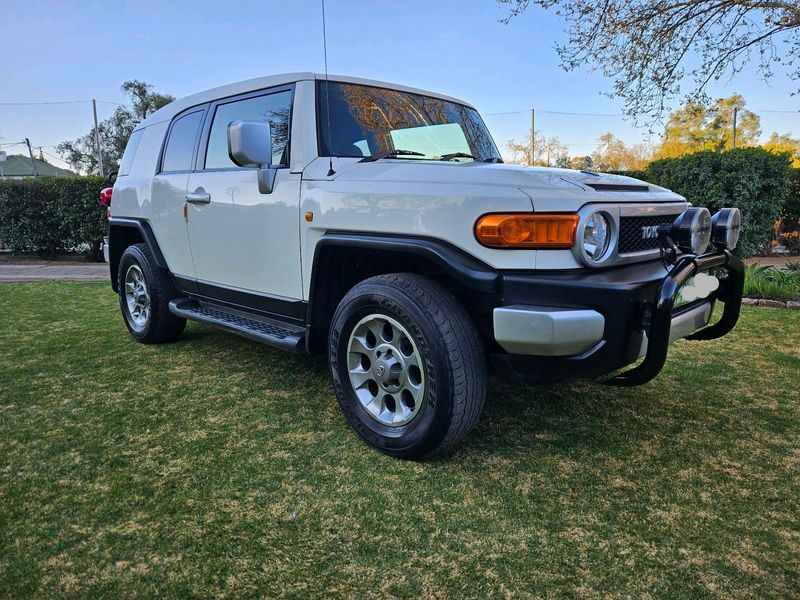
left=0, top=154, right=74, bottom=179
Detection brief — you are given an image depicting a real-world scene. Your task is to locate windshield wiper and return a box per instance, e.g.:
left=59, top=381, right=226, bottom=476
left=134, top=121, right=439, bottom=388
left=359, top=149, right=425, bottom=163
left=439, top=152, right=475, bottom=161
left=483, top=156, right=504, bottom=164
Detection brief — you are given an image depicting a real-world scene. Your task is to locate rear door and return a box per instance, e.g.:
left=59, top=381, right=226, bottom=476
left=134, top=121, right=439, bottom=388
left=184, top=85, right=302, bottom=302
left=150, top=107, right=206, bottom=280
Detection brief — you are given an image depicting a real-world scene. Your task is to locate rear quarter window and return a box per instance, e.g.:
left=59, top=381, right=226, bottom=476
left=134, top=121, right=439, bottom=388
left=118, top=129, right=144, bottom=176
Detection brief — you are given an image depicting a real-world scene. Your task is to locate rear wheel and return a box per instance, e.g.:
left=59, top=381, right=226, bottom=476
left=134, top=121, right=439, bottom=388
left=117, top=243, right=185, bottom=344
left=329, top=273, right=486, bottom=459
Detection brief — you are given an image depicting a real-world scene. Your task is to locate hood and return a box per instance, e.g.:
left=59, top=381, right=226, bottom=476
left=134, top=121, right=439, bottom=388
left=307, top=159, right=685, bottom=211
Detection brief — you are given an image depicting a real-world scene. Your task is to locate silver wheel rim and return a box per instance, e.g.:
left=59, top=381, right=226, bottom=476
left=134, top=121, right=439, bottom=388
left=346, top=314, right=425, bottom=427
left=124, top=264, right=151, bottom=331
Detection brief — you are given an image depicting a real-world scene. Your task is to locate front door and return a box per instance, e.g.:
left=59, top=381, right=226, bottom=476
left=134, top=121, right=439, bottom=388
left=185, top=86, right=303, bottom=303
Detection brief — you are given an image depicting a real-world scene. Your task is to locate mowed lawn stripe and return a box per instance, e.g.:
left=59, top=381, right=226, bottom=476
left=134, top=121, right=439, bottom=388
left=1, top=282, right=798, bottom=598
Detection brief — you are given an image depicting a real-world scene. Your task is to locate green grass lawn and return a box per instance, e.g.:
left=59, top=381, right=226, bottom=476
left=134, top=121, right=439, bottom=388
left=1, top=282, right=798, bottom=598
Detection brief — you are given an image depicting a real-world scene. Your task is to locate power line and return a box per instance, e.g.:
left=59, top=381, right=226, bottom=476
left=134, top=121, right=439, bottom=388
left=485, top=109, right=625, bottom=117
left=485, top=107, right=798, bottom=117
left=0, top=99, right=123, bottom=106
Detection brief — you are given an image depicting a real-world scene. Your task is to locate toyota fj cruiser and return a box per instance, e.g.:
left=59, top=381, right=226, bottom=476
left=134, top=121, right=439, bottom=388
left=103, top=73, right=744, bottom=458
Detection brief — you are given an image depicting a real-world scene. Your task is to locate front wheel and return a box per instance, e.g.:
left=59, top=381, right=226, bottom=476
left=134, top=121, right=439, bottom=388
left=329, top=274, right=486, bottom=459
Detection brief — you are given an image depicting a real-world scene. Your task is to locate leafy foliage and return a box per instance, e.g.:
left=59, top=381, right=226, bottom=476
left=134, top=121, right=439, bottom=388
left=743, top=264, right=800, bottom=301
left=782, top=169, right=800, bottom=231
left=644, top=148, right=792, bottom=257
left=57, top=81, right=173, bottom=174
left=591, top=132, right=654, bottom=171
left=498, top=1, right=800, bottom=123
left=656, top=95, right=760, bottom=158
left=0, top=176, right=107, bottom=259
left=765, top=132, right=800, bottom=168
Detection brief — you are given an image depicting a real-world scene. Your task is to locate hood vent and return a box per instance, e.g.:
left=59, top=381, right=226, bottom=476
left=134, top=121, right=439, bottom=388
left=586, top=183, right=649, bottom=192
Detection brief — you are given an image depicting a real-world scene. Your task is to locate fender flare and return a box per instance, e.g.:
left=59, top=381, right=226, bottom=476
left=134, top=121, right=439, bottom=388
left=306, top=232, right=500, bottom=345
left=108, top=218, right=168, bottom=291
left=311, top=232, right=498, bottom=292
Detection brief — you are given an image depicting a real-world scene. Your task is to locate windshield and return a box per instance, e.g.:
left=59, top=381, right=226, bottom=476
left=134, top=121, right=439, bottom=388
left=317, top=81, right=502, bottom=162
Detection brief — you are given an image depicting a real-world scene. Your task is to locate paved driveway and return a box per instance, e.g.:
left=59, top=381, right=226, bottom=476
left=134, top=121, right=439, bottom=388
left=0, top=262, right=108, bottom=282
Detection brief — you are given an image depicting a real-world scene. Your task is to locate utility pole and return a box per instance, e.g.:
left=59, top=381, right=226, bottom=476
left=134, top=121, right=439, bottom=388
left=732, top=107, right=738, bottom=149
left=92, top=99, right=104, bottom=176
left=530, top=109, right=535, bottom=167
left=24, top=138, right=38, bottom=177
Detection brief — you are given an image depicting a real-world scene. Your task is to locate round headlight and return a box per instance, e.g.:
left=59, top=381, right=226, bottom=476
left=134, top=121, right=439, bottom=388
left=711, top=208, right=741, bottom=250
left=669, top=208, right=711, bottom=254
left=582, top=211, right=610, bottom=261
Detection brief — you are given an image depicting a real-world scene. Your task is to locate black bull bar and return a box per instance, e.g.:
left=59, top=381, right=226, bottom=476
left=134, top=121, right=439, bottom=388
left=607, top=249, right=745, bottom=386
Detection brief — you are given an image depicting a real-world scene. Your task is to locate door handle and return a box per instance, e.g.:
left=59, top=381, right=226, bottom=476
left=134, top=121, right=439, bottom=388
left=185, top=190, right=211, bottom=204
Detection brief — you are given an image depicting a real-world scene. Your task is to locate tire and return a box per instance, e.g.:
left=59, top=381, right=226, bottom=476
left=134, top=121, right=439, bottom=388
left=117, top=243, right=186, bottom=344
left=329, top=273, right=486, bottom=459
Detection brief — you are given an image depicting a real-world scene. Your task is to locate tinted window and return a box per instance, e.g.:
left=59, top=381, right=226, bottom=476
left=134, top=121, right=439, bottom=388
left=317, top=81, right=501, bottom=162
left=118, top=128, right=143, bottom=176
left=205, top=90, right=292, bottom=169
left=161, top=111, right=203, bottom=172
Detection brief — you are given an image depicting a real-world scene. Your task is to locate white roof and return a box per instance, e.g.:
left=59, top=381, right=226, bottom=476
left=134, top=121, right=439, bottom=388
left=138, top=72, right=475, bottom=128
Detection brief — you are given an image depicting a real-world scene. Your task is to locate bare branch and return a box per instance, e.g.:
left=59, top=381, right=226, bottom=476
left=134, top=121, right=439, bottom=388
left=498, top=0, right=800, bottom=123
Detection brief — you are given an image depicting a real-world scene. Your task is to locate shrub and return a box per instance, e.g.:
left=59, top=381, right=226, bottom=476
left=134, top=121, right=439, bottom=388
left=782, top=169, right=800, bottom=232
left=643, top=148, right=792, bottom=257
left=743, top=264, right=800, bottom=301
left=0, top=176, right=107, bottom=260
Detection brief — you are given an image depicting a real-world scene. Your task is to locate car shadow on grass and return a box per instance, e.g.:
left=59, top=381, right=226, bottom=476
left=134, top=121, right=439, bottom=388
left=177, top=322, right=687, bottom=466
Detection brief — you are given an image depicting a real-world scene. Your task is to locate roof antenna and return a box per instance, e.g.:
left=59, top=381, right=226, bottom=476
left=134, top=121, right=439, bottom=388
left=321, top=0, right=335, bottom=177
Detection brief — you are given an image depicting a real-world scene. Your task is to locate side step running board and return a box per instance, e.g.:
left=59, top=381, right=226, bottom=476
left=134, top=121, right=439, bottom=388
left=169, top=298, right=306, bottom=353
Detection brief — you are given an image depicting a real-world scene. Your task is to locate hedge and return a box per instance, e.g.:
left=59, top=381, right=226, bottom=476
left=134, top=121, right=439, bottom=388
left=783, top=168, right=800, bottom=232
left=616, top=149, right=793, bottom=257
left=0, top=176, right=107, bottom=260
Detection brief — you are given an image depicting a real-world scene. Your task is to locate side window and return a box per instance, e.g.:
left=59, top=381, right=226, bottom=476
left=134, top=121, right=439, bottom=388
left=161, top=110, right=203, bottom=173
left=118, top=129, right=144, bottom=176
left=205, top=89, right=292, bottom=170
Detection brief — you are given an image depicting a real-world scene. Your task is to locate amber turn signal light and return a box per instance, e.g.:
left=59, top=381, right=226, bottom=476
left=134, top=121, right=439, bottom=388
left=474, top=213, right=579, bottom=248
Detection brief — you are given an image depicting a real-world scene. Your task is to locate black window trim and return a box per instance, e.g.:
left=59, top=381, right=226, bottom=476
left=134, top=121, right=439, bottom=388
left=196, top=83, right=296, bottom=174
left=157, top=104, right=209, bottom=175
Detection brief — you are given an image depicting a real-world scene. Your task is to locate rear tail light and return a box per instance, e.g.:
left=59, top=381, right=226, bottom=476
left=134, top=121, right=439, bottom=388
left=475, top=213, right=579, bottom=248
left=99, top=187, right=113, bottom=219
left=99, top=187, right=113, bottom=207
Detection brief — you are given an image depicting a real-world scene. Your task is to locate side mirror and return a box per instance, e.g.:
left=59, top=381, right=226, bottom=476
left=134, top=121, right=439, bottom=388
left=227, top=120, right=275, bottom=193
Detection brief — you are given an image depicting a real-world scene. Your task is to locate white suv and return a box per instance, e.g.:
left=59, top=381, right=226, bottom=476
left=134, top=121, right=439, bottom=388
left=104, top=73, right=744, bottom=458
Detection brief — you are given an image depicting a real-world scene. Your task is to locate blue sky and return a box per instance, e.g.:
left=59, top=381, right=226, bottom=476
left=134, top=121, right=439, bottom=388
left=1, top=0, right=798, bottom=169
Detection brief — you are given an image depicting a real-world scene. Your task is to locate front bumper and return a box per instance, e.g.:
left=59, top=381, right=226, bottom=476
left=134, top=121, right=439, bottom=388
left=493, top=250, right=744, bottom=384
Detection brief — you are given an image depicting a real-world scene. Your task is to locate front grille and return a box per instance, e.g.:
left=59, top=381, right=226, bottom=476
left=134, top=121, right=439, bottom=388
left=587, top=183, right=649, bottom=192
left=618, top=214, right=679, bottom=254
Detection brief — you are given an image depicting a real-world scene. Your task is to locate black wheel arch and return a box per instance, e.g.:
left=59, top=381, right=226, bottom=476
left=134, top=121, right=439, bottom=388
left=108, top=218, right=168, bottom=292
left=306, top=232, right=500, bottom=354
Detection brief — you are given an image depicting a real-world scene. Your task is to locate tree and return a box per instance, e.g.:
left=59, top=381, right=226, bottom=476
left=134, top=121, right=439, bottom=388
left=764, top=132, right=800, bottom=167
left=655, top=94, right=760, bottom=158
left=506, top=130, right=570, bottom=166
left=498, top=1, right=800, bottom=123
left=58, top=81, right=174, bottom=174
left=591, top=132, right=654, bottom=171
